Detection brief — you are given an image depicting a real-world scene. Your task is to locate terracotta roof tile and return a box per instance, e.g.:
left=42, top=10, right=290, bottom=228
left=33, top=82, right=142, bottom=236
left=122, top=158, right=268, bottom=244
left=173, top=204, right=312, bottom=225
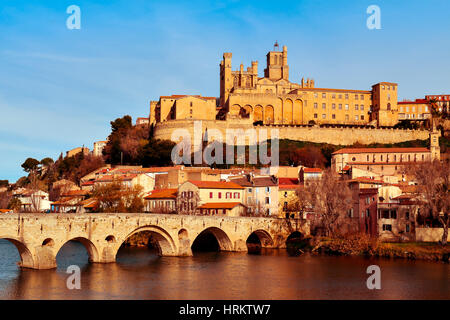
left=303, top=168, right=323, bottom=173
left=333, top=147, right=429, bottom=155
left=144, top=189, right=177, bottom=199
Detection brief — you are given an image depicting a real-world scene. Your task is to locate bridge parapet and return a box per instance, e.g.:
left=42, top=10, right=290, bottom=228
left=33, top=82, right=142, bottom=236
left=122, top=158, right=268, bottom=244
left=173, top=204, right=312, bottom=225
left=0, top=213, right=309, bottom=270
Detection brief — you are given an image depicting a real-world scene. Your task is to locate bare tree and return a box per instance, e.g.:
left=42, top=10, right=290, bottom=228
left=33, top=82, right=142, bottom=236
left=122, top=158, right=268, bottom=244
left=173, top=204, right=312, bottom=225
left=176, top=190, right=201, bottom=215
left=296, top=168, right=353, bottom=237
left=407, top=159, right=450, bottom=245
left=29, top=172, right=42, bottom=212
left=92, top=179, right=144, bottom=213
left=246, top=198, right=267, bottom=217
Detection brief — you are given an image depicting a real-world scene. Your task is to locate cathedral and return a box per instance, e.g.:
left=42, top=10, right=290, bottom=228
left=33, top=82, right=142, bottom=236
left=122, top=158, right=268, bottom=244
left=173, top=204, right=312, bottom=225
left=150, top=43, right=400, bottom=128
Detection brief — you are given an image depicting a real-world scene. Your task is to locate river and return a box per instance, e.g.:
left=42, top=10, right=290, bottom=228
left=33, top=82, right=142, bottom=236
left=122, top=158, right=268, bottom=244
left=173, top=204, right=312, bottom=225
left=0, top=239, right=448, bottom=300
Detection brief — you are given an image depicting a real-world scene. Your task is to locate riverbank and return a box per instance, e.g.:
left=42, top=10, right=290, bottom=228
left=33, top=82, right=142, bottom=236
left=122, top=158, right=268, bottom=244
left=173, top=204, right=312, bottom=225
left=307, top=236, right=450, bottom=263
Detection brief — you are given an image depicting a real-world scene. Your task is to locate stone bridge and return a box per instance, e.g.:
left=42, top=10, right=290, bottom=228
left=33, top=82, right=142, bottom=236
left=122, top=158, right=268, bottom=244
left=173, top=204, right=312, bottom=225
left=0, top=213, right=309, bottom=269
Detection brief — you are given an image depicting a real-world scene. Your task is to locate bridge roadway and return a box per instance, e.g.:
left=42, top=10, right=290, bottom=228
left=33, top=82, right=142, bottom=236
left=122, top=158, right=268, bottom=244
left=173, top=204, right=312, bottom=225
left=0, top=213, right=309, bottom=269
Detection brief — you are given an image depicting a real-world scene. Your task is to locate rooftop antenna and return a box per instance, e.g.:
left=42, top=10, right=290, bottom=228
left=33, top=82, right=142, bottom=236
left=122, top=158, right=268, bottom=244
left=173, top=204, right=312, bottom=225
left=274, top=41, right=279, bottom=51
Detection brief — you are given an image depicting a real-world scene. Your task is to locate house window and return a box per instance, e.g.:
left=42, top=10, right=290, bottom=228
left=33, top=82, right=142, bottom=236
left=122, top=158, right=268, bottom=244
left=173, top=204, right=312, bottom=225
left=314, top=103, right=318, bottom=109
left=361, top=115, right=364, bottom=120
left=314, top=113, right=318, bottom=118
left=349, top=208, right=354, bottom=218
left=345, top=114, right=349, bottom=121
left=382, top=224, right=392, bottom=231
left=209, top=192, right=213, bottom=198
left=322, top=114, right=326, bottom=119
left=332, top=103, right=336, bottom=109
left=339, top=104, right=342, bottom=109
left=332, top=114, right=336, bottom=119
left=360, top=95, right=364, bottom=100
left=345, top=94, right=349, bottom=99
left=366, top=209, right=370, bottom=217
left=355, top=94, right=358, bottom=100
left=266, top=187, right=270, bottom=193
left=218, top=192, right=222, bottom=199
left=284, top=192, right=288, bottom=197
left=391, top=210, right=397, bottom=219
left=322, top=93, right=326, bottom=98
left=405, top=211, right=410, bottom=220
left=322, top=103, right=326, bottom=109
left=234, top=192, right=240, bottom=199
left=265, top=197, right=270, bottom=204
left=355, top=115, right=359, bottom=120
left=406, top=224, right=410, bottom=233
left=345, top=104, right=349, bottom=110
left=355, top=104, right=359, bottom=110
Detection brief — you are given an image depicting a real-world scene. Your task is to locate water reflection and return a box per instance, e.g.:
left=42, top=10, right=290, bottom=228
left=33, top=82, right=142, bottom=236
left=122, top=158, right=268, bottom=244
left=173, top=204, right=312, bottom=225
left=0, top=239, right=448, bottom=300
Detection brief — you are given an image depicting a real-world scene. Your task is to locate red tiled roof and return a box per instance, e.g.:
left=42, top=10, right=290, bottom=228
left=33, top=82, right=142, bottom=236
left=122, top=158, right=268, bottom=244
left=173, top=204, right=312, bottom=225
left=79, top=198, right=98, bottom=208
left=350, top=161, right=412, bottom=165
left=398, top=99, right=429, bottom=104
left=303, top=168, right=323, bottom=173
left=144, top=189, right=177, bottom=200
left=333, top=147, right=429, bottom=155
left=278, top=177, right=299, bottom=185
left=198, top=202, right=244, bottom=209
left=278, top=177, right=300, bottom=189
left=187, top=180, right=244, bottom=189
left=82, top=181, right=95, bottom=186
left=342, top=165, right=351, bottom=171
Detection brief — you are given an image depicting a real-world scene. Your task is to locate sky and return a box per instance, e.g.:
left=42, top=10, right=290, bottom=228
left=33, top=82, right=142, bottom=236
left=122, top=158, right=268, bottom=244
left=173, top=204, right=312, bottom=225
left=1, top=0, right=449, bottom=182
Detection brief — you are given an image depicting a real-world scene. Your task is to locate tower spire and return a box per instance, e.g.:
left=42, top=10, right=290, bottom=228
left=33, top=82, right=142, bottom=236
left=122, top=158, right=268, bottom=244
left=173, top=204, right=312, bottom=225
left=274, top=41, right=279, bottom=51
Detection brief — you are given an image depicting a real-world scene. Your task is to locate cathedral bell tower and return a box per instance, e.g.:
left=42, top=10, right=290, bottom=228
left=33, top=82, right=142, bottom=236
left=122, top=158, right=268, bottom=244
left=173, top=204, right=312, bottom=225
left=430, top=120, right=441, bottom=160
left=264, top=42, right=289, bottom=81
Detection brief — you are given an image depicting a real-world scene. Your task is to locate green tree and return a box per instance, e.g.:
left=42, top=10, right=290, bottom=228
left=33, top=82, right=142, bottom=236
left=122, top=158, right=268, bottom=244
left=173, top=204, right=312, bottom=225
left=21, top=158, right=40, bottom=173
left=40, top=157, right=54, bottom=167
left=142, top=138, right=176, bottom=167
left=111, top=115, right=132, bottom=133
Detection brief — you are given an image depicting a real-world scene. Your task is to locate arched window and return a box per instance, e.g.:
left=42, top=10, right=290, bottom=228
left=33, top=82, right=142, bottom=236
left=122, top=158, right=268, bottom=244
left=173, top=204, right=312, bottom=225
left=387, top=103, right=391, bottom=110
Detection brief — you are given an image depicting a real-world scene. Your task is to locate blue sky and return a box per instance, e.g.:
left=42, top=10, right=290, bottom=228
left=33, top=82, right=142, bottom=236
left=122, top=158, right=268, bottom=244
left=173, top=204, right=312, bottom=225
left=1, top=0, right=449, bottom=182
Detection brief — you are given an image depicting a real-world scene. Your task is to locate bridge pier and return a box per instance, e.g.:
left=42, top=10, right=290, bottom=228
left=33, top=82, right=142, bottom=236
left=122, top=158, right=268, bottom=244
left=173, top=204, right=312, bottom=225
left=33, top=246, right=57, bottom=269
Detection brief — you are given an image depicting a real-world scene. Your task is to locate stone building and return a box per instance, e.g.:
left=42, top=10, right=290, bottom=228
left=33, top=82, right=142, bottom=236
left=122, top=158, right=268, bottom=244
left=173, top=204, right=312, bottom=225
left=150, top=44, right=401, bottom=128
left=331, top=129, right=440, bottom=175
left=397, top=99, right=431, bottom=121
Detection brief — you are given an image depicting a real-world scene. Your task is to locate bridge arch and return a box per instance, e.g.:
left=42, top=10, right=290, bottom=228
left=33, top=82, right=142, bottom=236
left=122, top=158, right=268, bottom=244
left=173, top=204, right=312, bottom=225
left=192, top=227, right=233, bottom=252
left=120, top=225, right=177, bottom=257
left=246, top=229, right=274, bottom=247
left=0, top=237, right=34, bottom=268
left=56, top=237, right=100, bottom=264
